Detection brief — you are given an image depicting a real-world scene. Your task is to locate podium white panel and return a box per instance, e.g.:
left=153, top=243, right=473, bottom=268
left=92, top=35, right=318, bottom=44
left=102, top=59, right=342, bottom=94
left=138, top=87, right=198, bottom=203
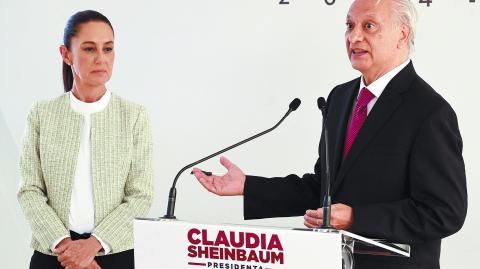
left=134, top=219, right=342, bottom=269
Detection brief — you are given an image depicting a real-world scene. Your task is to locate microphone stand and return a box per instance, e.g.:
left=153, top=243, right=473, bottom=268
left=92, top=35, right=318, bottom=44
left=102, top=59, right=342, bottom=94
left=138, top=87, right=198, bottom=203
left=318, top=97, right=332, bottom=229
left=162, top=98, right=301, bottom=219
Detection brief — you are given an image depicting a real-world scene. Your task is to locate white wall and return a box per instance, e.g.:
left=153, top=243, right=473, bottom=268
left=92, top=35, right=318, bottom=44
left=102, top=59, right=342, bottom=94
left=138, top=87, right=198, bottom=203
left=1, top=0, right=478, bottom=268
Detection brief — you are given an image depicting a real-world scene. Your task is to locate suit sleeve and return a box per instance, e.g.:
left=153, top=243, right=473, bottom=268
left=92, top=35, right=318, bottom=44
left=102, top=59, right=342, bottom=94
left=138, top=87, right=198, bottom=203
left=243, top=166, right=322, bottom=220
left=243, top=87, right=342, bottom=219
left=351, top=103, right=468, bottom=244
left=18, top=102, right=70, bottom=252
left=92, top=107, right=154, bottom=252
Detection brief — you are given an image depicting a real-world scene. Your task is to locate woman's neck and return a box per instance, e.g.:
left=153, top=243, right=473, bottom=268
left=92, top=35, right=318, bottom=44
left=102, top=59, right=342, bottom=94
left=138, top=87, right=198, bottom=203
left=71, top=82, right=107, bottom=103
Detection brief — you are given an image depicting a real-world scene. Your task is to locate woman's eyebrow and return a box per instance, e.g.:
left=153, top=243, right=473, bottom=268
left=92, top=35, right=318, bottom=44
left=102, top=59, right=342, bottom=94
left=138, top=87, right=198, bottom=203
left=80, top=40, right=114, bottom=45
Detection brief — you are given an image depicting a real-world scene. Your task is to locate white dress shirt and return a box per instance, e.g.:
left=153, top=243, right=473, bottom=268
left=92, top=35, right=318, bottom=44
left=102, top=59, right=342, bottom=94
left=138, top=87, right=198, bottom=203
left=50, top=90, right=112, bottom=254
left=357, top=59, right=411, bottom=115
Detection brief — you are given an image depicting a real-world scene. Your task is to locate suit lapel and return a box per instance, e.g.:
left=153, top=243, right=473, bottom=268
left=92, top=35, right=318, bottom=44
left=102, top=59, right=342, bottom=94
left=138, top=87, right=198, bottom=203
left=332, top=62, right=416, bottom=194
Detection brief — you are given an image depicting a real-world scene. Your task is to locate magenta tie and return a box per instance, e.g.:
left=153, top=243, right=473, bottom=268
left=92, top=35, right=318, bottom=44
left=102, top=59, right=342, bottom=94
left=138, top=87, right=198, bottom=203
left=343, top=87, right=375, bottom=157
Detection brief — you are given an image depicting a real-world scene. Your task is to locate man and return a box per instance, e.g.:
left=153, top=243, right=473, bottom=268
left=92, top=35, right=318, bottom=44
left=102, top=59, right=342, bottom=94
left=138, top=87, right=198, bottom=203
left=193, top=0, right=467, bottom=268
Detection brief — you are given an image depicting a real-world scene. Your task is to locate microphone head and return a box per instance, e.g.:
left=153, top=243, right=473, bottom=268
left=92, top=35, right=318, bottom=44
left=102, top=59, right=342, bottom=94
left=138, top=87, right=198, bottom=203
left=289, top=98, right=301, bottom=111
left=317, top=97, right=327, bottom=111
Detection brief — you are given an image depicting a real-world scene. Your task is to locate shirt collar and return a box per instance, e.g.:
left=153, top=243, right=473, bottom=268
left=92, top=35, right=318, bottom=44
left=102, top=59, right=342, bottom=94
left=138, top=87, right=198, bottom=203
left=358, top=59, right=410, bottom=99
left=69, top=89, right=111, bottom=115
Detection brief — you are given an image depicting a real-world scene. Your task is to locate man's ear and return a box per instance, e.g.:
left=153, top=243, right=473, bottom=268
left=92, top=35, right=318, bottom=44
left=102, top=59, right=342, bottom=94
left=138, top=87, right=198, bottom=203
left=397, top=24, right=411, bottom=49
left=59, top=45, right=72, bottom=65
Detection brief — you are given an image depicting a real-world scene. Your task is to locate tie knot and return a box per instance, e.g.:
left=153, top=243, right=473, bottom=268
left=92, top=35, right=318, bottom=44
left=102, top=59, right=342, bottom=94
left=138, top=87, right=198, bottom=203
left=357, top=87, right=375, bottom=108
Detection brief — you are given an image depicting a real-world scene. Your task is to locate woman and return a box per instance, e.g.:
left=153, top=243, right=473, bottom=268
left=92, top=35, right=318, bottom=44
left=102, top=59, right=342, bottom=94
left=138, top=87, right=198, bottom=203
left=18, top=10, right=154, bottom=269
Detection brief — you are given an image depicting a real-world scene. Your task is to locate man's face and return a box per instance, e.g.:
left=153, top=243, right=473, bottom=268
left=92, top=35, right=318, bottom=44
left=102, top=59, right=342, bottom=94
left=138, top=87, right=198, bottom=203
left=345, top=0, right=407, bottom=83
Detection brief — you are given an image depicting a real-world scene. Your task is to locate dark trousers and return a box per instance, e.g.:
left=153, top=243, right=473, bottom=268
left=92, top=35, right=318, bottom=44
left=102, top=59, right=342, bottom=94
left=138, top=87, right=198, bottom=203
left=29, top=231, right=134, bottom=269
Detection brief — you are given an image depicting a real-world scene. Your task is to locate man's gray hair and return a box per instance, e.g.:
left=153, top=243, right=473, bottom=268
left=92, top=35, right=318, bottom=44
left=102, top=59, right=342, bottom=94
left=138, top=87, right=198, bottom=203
left=377, top=0, right=418, bottom=51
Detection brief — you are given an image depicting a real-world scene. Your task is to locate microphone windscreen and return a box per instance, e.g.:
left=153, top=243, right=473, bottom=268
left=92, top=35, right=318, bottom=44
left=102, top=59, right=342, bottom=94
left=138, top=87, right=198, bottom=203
left=289, top=98, right=301, bottom=111
left=317, top=97, right=327, bottom=111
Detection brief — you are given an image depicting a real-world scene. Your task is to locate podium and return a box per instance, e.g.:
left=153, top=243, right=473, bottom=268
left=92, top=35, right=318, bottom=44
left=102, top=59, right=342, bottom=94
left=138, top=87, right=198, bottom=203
left=134, top=218, right=410, bottom=269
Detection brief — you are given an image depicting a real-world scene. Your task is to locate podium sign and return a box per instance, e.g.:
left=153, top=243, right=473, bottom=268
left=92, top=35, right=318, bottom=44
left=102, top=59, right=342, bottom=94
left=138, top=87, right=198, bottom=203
left=134, top=219, right=342, bottom=269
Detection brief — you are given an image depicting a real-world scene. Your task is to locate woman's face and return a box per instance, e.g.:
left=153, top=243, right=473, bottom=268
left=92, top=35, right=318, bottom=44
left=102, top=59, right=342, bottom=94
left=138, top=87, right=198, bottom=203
left=61, top=21, right=115, bottom=88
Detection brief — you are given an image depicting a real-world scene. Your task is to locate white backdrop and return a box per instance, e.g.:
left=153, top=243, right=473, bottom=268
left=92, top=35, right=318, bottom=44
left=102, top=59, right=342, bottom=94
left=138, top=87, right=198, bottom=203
left=1, top=0, right=478, bottom=268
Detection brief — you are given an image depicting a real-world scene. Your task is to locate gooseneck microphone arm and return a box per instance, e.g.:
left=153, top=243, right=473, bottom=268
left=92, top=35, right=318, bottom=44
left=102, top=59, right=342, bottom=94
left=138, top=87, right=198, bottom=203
left=317, top=97, right=332, bottom=229
left=163, top=98, right=302, bottom=219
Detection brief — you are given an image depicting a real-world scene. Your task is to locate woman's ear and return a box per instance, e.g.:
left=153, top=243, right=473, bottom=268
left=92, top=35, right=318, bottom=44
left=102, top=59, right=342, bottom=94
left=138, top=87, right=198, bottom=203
left=59, top=45, right=72, bottom=65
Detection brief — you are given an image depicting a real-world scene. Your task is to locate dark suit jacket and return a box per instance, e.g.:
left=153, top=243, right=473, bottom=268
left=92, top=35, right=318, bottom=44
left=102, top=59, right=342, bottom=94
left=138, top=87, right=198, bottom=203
left=243, top=62, right=468, bottom=269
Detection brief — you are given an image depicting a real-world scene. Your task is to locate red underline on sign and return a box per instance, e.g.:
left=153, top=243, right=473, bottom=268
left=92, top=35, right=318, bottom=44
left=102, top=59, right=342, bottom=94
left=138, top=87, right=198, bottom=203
left=188, top=262, right=207, bottom=266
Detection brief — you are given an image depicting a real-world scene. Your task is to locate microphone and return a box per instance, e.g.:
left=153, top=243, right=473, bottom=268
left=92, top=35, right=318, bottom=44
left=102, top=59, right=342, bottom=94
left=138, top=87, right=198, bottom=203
left=317, top=97, right=332, bottom=229
left=163, top=98, right=302, bottom=219
left=317, top=97, right=327, bottom=118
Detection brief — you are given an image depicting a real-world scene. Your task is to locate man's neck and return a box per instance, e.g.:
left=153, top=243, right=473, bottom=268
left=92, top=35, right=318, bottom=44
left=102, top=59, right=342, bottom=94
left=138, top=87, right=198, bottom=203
left=363, top=55, right=409, bottom=86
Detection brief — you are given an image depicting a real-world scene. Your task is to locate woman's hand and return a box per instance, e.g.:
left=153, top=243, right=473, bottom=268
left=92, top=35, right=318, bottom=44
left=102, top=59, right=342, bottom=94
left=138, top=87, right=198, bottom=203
left=55, top=236, right=102, bottom=268
left=54, top=237, right=73, bottom=251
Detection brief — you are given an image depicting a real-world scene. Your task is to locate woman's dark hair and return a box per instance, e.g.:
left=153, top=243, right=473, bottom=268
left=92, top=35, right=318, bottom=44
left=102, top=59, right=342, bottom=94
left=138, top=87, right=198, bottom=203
left=62, top=10, right=114, bottom=92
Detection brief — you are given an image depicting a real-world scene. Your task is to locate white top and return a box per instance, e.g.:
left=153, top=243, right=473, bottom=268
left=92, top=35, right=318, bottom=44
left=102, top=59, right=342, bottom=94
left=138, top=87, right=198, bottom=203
left=50, top=89, right=112, bottom=254
left=358, top=59, right=410, bottom=115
